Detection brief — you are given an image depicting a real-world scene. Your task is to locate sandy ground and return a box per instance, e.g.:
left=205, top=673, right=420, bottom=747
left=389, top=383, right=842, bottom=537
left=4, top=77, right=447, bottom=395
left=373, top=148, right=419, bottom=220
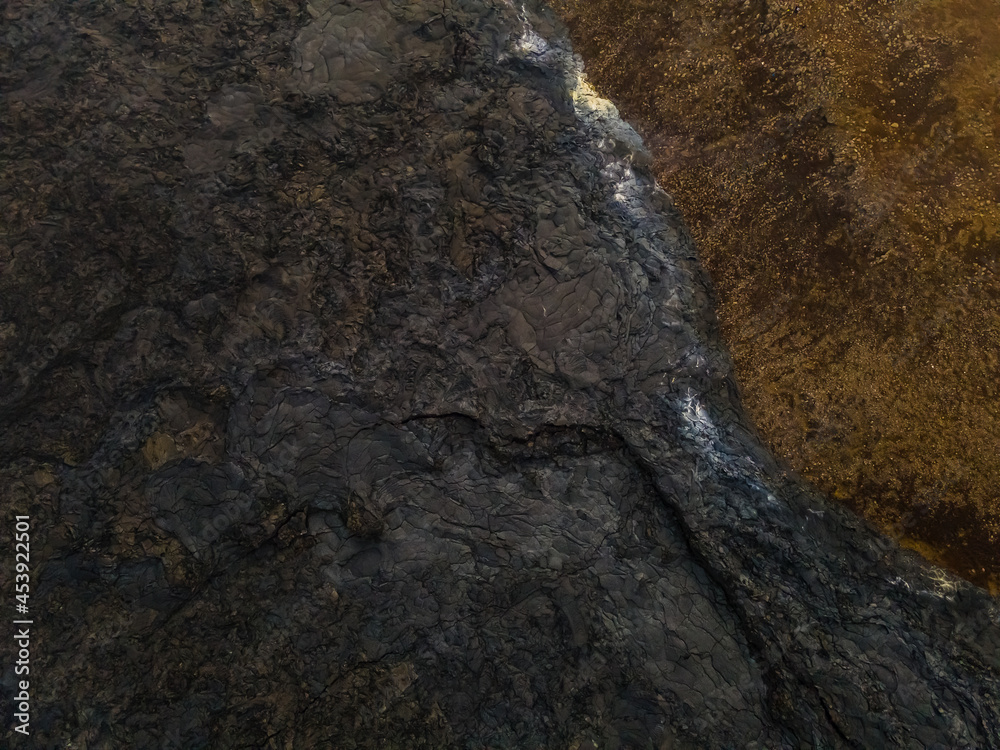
left=550, top=0, right=1000, bottom=592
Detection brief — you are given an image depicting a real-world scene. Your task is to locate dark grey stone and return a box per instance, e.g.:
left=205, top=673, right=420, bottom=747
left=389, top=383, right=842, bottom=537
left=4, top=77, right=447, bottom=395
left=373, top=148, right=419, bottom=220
left=1, top=0, right=998, bottom=748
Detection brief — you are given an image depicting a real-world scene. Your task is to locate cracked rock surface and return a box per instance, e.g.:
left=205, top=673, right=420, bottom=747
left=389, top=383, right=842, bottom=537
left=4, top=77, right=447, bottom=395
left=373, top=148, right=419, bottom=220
left=1, top=0, right=999, bottom=747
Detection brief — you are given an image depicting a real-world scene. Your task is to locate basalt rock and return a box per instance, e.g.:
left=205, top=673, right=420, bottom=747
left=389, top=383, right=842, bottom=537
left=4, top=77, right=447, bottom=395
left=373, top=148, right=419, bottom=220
left=1, top=0, right=998, bottom=748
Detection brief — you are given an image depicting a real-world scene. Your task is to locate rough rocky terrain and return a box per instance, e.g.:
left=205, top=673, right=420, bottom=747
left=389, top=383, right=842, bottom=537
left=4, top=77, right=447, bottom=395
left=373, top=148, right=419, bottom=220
left=549, top=0, right=1000, bottom=590
left=1, top=0, right=999, bottom=747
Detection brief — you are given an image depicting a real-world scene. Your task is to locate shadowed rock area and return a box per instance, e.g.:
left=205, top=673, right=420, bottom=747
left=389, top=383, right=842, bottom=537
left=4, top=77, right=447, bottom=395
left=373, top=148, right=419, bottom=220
left=1, top=0, right=999, bottom=748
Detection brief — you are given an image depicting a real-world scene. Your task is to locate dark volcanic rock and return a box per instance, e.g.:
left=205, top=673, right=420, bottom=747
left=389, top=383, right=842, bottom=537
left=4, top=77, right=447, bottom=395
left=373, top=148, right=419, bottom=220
left=1, top=0, right=998, bottom=748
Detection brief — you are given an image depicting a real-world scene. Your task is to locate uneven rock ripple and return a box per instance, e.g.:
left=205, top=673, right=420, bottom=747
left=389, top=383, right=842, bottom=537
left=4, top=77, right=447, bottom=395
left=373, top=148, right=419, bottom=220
left=1, top=0, right=998, bottom=747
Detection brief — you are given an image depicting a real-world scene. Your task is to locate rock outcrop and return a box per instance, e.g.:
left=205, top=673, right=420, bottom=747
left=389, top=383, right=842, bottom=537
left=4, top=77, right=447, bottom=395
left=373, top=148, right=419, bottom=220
left=1, top=0, right=998, bottom=747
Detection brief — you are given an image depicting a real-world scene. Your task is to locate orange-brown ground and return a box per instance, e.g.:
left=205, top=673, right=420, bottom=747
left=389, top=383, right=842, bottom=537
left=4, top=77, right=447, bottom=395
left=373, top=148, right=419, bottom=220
left=550, top=0, right=1000, bottom=592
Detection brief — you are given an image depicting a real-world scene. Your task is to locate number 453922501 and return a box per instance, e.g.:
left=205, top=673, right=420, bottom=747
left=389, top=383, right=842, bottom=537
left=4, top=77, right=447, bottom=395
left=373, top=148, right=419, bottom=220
left=15, top=516, right=30, bottom=610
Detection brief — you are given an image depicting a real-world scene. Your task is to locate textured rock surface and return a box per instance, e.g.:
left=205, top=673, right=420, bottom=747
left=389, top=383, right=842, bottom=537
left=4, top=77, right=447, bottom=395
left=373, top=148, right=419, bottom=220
left=549, top=0, right=1000, bottom=590
left=1, top=0, right=999, bottom=748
